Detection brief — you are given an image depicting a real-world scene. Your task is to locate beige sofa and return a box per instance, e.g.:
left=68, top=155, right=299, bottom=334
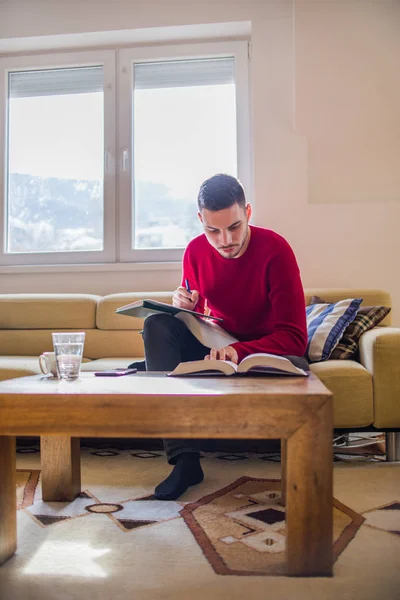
left=1, top=289, right=399, bottom=459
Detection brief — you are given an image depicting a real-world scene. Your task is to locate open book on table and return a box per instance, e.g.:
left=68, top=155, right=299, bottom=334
left=168, top=353, right=309, bottom=377
left=116, top=299, right=238, bottom=349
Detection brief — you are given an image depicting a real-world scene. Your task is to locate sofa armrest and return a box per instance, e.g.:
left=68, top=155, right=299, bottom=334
left=359, top=327, right=400, bottom=428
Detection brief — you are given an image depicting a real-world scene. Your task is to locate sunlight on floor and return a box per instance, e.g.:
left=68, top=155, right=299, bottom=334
left=23, top=542, right=110, bottom=577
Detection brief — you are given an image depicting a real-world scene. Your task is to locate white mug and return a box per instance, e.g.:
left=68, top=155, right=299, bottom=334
left=39, top=352, right=58, bottom=377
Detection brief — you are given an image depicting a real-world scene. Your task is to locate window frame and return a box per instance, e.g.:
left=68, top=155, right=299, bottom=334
left=0, top=41, right=250, bottom=267
left=118, top=41, right=250, bottom=263
left=0, top=49, right=116, bottom=266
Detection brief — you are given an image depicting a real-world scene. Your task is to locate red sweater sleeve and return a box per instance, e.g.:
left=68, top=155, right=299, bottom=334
left=230, top=241, right=308, bottom=362
left=181, top=247, right=207, bottom=316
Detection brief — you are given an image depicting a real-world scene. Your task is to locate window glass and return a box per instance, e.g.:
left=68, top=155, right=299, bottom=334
left=7, top=66, right=104, bottom=253
left=132, top=58, right=237, bottom=249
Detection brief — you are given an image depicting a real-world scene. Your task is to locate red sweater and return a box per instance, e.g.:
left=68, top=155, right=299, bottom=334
left=182, top=225, right=307, bottom=362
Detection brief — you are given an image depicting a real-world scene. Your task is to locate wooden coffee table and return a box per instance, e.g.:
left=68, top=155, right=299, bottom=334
left=0, top=372, right=333, bottom=576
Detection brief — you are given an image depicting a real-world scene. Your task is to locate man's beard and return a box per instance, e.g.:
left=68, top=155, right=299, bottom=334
left=217, top=226, right=250, bottom=259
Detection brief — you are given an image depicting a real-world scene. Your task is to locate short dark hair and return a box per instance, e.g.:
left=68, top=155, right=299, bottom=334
left=197, top=174, right=246, bottom=211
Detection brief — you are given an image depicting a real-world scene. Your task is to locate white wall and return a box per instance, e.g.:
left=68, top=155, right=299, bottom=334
left=1, top=0, right=399, bottom=324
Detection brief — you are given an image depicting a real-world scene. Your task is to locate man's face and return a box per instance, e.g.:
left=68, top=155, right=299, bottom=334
left=198, top=202, right=252, bottom=259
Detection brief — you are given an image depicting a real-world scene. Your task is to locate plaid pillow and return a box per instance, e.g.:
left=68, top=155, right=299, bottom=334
left=310, top=296, right=391, bottom=359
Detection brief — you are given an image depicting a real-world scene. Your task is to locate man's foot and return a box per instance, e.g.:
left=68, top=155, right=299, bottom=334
left=127, top=360, right=146, bottom=371
left=154, top=453, right=204, bottom=500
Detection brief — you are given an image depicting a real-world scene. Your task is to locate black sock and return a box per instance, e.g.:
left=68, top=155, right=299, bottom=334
left=154, top=453, right=204, bottom=501
left=127, top=360, right=146, bottom=371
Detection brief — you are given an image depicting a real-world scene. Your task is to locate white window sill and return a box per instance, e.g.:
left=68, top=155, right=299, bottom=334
left=0, top=261, right=182, bottom=275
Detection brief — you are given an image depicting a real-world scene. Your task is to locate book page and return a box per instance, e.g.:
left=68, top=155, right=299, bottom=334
left=168, top=359, right=237, bottom=377
left=237, top=353, right=307, bottom=376
left=174, top=312, right=238, bottom=349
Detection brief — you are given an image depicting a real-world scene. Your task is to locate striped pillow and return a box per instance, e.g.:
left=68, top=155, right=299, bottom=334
left=306, top=298, right=363, bottom=363
left=309, top=296, right=391, bottom=359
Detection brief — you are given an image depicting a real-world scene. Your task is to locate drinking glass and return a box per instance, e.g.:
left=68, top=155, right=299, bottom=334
left=52, top=332, right=85, bottom=380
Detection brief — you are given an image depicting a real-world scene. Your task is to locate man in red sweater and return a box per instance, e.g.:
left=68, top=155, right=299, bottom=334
left=140, top=173, right=308, bottom=500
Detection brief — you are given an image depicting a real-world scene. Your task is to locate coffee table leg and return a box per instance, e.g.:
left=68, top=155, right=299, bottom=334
left=0, top=436, right=16, bottom=565
left=41, top=436, right=81, bottom=501
left=286, top=400, right=333, bottom=576
left=280, top=439, right=287, bottom=506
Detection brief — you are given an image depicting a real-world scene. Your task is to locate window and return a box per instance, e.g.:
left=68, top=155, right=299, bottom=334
left=0, top=42, right=250, bottom=266
left=133, top=57, right=236, bottom=251
left=8, top=67, right=104, bottom=253
left=0, top=50, right=116, bottom=265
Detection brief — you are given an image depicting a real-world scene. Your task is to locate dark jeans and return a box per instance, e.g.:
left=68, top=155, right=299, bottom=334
left=142, top=313, right=210, bottom=464
left=135, top=313, right=310, bottom=464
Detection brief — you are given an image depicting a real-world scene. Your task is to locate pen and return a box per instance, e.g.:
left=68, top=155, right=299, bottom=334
left=185, top=278, right=193, bottom=302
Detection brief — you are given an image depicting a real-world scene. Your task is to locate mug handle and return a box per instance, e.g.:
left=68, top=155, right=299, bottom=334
left=39, top=354, right=49, bottom=374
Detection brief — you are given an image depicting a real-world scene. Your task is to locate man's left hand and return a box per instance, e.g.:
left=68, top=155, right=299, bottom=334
left=205, top=346, right=238, bottom=364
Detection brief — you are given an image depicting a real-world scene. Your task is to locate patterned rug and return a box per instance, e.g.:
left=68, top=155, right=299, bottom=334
left=13, top=445, right=400, bottom=583
left=16, top=469, right=40, bottom=510
left=16, top=469, right=366, bottom=576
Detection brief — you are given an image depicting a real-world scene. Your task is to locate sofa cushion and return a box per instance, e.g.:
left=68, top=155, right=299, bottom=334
left=310, top=360, right=373, bottom=427
left=0, top=329, right=144, bottom=360
left=84, top=330, right=144, bottom=359
left=0, top=294, right=100, bottom=329
left=0, top=357, right=140, bottom=381
left=0, top=356, right=94, bottom=381
left=0, top=330, right=82, bottom=358
left=310, top=296, right=391, bottom=359
left=80, top=358, right=143, bottom=372
left=96, top=292, right=174, bottom=330
left=0, top=357, right=41, bottom=381
left=306, top=298, right=362, bottom=362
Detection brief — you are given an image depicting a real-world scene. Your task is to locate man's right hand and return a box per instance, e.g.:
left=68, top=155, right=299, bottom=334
left=172, top=286, right=199, bottom=310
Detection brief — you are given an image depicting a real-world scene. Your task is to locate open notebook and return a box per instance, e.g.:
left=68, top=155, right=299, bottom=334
left=116, top=299, right=237, bottom=349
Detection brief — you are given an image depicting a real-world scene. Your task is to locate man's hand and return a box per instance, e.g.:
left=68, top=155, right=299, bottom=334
left=205, top=346, right=239, bottom=364
left=172, top=286, right=199, bottom=310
